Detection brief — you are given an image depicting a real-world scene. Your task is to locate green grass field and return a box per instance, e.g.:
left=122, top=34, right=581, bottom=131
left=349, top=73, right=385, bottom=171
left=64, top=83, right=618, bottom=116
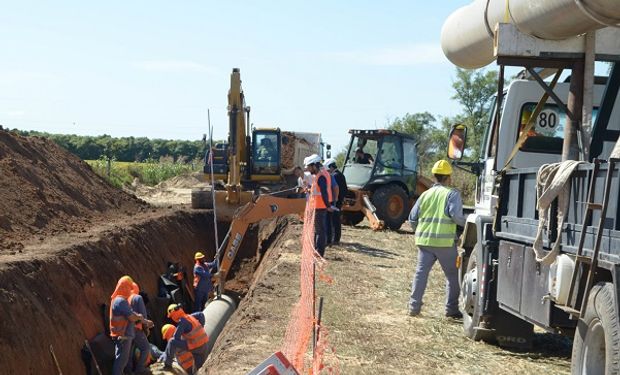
left=86, top=157, right=202, bottom=188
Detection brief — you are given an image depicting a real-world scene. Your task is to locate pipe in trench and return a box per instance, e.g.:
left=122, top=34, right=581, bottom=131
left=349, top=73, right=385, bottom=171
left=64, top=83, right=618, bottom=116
left=202, top=294, right=237, bottom=356
left=441, top=0, right=620, bottom=69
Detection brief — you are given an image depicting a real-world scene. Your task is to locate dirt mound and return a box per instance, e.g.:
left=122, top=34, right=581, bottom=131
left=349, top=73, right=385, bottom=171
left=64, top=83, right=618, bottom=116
left=0, top=130, right=147, bottom=251
left=131, top=172, right=209, bottom=206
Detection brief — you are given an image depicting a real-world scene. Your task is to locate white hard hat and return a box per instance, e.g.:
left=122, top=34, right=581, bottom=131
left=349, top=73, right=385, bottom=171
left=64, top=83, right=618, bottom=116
left=303, top=154, right=322, bottom=167
left=324, top=158, right=337, bottom=168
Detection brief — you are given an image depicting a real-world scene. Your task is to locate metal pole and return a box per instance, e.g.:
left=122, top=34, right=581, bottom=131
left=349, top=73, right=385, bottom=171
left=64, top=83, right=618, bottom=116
left=563, top=60, right=584, bottom=161
left=581, top=32, right=596, bottom=161
left=312, top=262, right=316, bottom=355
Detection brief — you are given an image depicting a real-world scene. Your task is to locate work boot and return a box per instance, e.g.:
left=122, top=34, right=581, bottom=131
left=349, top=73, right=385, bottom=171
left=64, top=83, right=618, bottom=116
left=408, top=309, right=420, bottom=317
left=445, top=311, right=463, bottom=319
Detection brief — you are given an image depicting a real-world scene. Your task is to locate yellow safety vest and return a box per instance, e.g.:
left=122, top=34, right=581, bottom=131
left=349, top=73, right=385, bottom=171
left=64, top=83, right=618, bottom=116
left=415, top=186, right=457, bottom=247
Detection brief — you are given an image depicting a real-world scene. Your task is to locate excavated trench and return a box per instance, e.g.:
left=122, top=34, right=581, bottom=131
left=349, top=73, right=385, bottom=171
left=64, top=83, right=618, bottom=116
left=0, top=209, right=288, bottom=375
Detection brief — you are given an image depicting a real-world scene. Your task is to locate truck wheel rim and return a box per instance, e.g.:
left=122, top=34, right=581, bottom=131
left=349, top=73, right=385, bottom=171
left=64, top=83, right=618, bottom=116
left=461, top=267, right=478, bottom=316
left=582, top=318, right=606, bottom=374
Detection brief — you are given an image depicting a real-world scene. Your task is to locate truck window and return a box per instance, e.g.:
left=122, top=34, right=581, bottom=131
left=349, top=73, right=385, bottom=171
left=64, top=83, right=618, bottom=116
left=517, top=103, right=599, bottom=154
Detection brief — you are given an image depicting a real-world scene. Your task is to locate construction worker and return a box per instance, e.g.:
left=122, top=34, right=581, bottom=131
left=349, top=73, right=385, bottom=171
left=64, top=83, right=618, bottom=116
left=109, top=276, right=154, bottom=375
left=164, top=303, right=210, bottom=369
left=161, top=324, right=195, bottom=374
left=127, top=282, right=151, bottom=374
left=354, top=147, right=374, bottom=164
left=324, top=158, right=347, bottom=245
left=304, top=154, right=333, bottom=257
left=193, top=251, right=217, bottom=312
left=407, top=160, right=466, bottom=318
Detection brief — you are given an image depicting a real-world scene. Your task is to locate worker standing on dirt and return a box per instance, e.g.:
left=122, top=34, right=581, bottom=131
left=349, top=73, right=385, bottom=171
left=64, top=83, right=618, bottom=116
left=325, top=158, right=347, bottom=245
left=193, top=251, right=217, bottom=312
left=407, top=160, right=466, bottom=318
left=164, top=304, right=209, bottom=369
left=109, top=276, right=154, bottom=375
left=127, top=282, right=151, bottom=374
left=161, top=324, right=196, bottom=374
left=304, top=154, right=333, bottom=256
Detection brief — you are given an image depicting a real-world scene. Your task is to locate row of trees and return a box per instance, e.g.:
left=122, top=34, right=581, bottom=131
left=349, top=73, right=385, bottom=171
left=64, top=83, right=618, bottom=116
left=11, top=130, right=211, bottom=162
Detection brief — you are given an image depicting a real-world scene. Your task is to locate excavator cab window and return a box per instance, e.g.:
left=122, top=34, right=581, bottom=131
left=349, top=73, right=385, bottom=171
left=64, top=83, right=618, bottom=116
left=252, top=130, right=281, bottom=175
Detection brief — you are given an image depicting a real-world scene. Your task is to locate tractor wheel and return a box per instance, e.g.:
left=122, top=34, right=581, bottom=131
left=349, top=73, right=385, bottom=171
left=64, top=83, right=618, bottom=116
left=371, top=184, right=408, bottom=230
left=191, top=188, right=214, bottom=209
left=341, top=212, right=364, bottom=226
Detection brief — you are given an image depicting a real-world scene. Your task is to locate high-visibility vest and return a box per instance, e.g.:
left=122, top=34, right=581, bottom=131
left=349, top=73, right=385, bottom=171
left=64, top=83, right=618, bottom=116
left=310, top=169, right=332, bottom=209
left=182, top=315, right=209, bottom=350
left=176, top=349, right=194, bottom=372
left=109, top=297, right=129, bottom=338
left=415, top=185, right=457, bottom=247
left=128, top=294, right=143, bottom=331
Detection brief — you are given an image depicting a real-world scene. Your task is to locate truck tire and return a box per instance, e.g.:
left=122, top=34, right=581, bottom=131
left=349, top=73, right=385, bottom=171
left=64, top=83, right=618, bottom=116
left=371, top=184, right=408, bottom=230
left=191, top=188, right=214, bottom=209
left=341, top=212, right=364, bottom=226
left=461, top=248, right=496, bottom=342
left=571, top=282, right=620, bottom=374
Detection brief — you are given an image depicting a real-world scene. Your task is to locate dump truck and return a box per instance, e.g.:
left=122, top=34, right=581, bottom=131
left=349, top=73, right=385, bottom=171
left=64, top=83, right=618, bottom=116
left=442, top=1, right=620, bottom=372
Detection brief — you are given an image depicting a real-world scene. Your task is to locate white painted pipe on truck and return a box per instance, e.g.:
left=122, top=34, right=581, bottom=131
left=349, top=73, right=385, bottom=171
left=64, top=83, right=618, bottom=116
left=441, top=0, right=620, bottom=69
left=203, top=294, right=237, bottom=355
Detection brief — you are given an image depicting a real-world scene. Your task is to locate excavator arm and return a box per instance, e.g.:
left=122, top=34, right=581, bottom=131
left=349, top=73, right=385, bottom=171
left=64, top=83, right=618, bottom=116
left=215, top=194, right=307, bottom=292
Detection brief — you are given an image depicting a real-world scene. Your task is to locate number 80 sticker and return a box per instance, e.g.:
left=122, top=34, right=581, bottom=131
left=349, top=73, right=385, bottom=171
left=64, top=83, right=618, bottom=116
left=537, top=109, right=558, bottom=128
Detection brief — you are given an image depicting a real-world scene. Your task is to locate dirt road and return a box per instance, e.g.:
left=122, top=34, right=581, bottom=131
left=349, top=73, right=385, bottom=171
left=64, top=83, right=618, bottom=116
left=206, top=219, right=572, bottom=374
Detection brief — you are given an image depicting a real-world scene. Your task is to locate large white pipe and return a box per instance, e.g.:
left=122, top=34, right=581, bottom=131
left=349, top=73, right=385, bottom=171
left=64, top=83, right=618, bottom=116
left=203, top=294, right=237, bottom=355
left=441, top=0, right=620, bottom=69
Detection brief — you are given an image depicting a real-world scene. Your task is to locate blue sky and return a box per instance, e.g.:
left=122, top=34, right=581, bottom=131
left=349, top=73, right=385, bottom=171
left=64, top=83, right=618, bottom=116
left=0, top=1, right=487, bottom=152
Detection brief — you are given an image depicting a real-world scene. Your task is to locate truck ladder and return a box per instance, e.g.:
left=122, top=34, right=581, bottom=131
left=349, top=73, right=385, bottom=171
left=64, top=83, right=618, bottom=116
left=560, top=158, right=618, bottom=318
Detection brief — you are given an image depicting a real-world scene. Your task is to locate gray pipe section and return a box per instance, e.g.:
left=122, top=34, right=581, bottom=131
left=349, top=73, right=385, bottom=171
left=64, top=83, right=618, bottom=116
left=441, top=0, right=620, bottom=69
left=202, top=294, right=237, bottom=355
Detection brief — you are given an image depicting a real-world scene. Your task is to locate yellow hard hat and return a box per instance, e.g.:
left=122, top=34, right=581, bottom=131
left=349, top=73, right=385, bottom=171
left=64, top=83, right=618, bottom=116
left=194, top=252, right=205, bottom=260
left=167, top=303, right=180, bottom=316
left=161, top=324, right=175, bottom=341
left=431, top=160, right=453, bottom=175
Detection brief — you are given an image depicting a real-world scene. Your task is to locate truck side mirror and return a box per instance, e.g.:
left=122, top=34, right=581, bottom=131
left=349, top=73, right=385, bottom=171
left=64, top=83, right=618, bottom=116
left=447, top=124, right=467, bottom=160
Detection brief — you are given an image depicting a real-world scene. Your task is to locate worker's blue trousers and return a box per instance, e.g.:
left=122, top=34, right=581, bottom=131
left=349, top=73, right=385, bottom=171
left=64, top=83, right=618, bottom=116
left=409, top=245, right=460, bottom=315
left=112, top=337, right=133, bottom=375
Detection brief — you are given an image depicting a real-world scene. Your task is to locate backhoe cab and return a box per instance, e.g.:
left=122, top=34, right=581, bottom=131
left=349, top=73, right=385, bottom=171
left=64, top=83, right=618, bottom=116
left=341, top=129, right=431, bottom=230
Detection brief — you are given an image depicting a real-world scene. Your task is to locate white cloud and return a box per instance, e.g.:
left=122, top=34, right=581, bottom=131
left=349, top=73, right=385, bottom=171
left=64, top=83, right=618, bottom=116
left=132, top=60, right=217, bottom=73
left=325, top=43, right=448, bottom=66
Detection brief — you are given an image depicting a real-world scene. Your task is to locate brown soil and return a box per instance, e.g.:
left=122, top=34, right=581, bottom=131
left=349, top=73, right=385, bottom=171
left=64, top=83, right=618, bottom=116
left=0, top=130, right=148, bottom=252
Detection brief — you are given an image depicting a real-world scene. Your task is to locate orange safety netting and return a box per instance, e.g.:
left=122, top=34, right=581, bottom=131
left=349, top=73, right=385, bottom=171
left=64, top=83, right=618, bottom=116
left=281, top=204, right=338, bottom=374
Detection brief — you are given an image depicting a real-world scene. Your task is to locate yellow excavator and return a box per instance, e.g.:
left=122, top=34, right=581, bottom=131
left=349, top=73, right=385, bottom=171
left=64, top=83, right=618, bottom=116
left=195, top=68, right=308, bottom=292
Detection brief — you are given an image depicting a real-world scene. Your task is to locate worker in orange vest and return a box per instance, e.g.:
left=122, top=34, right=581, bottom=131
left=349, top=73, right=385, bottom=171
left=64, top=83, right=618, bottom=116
left=193, top=251, right=217, bottom=312
left=127, top=282, right=152, bottom=374
left=109, top=276, right=154, bottom=375
left=163, top=303, right=209, bottom=369
left=161, top=324, right=195, bottom=374
left=304, top=154, right=333, bottom=257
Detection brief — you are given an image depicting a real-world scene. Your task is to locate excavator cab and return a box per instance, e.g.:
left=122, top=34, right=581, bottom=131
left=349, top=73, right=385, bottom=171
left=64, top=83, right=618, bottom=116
left=341, top=129, right=427, bottom=230
left=250, top=128, right=281, bottom=180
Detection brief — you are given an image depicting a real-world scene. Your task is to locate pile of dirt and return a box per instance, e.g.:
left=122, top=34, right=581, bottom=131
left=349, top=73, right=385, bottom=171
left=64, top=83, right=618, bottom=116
left=0, top=130, right=147, bottom=251
left=131, top=172, right=209, bottom=206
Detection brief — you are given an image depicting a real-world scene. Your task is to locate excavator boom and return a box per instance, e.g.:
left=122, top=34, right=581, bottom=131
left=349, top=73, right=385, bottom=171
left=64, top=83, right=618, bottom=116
left=215, top=194, right=307, bottom=291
